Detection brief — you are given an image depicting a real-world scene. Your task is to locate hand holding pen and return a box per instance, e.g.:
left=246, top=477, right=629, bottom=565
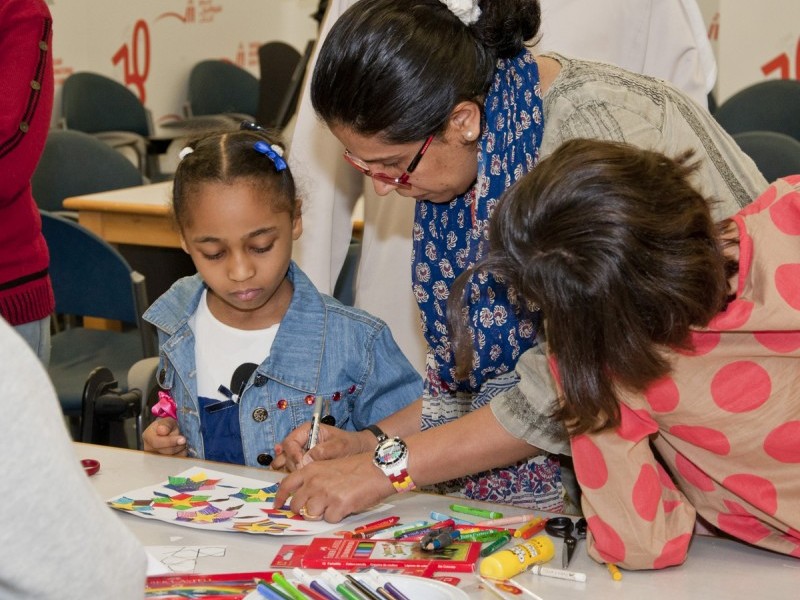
left=305, top=395, right=324, bottom=452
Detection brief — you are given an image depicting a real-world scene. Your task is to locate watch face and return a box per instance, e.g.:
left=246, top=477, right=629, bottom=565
left=374, top=437, right=407, bottom=467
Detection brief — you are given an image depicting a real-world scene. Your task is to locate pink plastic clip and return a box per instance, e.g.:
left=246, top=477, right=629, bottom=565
left=151, top=390, right=178, bottom=420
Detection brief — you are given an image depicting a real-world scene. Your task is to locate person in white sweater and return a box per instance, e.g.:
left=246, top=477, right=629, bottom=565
left=0, top=317, right=146, bottom=599
left=290, top=0, right=716, bottom=377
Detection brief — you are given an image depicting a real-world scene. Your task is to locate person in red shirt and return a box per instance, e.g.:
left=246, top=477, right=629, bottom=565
left=0, top=0, right=55, bottom=363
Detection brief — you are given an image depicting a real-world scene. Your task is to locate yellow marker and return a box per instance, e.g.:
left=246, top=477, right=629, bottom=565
left=606, top=562, right=623, bottom=581
left=479, top=535, right=555, bottom=580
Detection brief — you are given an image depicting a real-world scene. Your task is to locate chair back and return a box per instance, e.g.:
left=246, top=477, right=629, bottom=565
left=61, top=72, right=151, bottom=136
left=187, top=60, right=260, bottom=119
left=733, top=130, right=800, bottom=183
left=32, top=129, right=144, bottom=212
left=41, top=211, right=157, bottom=416
left=713, top=79, right=800, bottom=141
left=256, top=41, right=305, bottom=129
left=41, top=212, right=150, bottom=334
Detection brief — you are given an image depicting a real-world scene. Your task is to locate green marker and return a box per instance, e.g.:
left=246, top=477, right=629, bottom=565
left=460, top=529, right=509, bottom=543
left=450, top=503, right=503, bottom=520
left=270, top=572, right=307, bottom=600
left=479, top=531, right=512, bottom=557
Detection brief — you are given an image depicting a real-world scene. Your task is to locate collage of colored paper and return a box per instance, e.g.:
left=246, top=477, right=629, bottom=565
left=108, top=466, right=386, bottom=536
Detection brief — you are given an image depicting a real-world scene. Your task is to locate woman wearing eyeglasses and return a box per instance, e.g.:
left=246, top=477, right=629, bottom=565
left=272, top=0, right=767, bottom=522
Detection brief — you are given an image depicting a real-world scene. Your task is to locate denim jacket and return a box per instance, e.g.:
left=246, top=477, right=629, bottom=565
left=143, top=262, right=422, bottom=467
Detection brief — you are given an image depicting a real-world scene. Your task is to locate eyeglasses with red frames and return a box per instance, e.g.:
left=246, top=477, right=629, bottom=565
left=343, top=135, right=435, bottom=190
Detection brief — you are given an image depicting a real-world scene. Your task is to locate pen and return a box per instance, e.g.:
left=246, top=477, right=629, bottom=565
left=479, top=531, right=513, bottom=557
left=271, top=572, right=308, bottom=600
left=449, top=503, right=503, bottom=520
left=360, top=571, right=395, bottom=600
left=514, top=517, right=547, bottom=539
left=365, top=570, right=410, bottom=600
left=256, top=582, right=293, bottom=600
left=530, top=564, right=587, bottom=583
left=606, top=562, right=623, bottom=581
left=345, top=574, right=383, bottom=600
left=298, top=582, right=330, bottom=600
left=476, top=513, right=538, bottom=527
left=305, top=395, right=324, bottom=450
left=292, top=568, right=339, bottom=600
left=324, top=569, right=368, bottom=600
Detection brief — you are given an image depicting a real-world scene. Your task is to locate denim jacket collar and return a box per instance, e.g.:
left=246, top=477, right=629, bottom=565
left=144, top=261, right=327, bottom=393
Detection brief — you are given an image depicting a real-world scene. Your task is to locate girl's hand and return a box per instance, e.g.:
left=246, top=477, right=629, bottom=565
left=142, top=418, right=187, bottom=456
left=273, top=453, right=394, bottom=523
left=271, top=424, right=374, bottom=472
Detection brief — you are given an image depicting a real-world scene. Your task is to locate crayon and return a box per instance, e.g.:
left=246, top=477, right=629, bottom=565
left=449, top=503, right=503, bottom=520
left=606, top=563, right=623, bottom=581
left=514, top=517, right=547, bottom=539
left=479, top=531, right=513, bottom=557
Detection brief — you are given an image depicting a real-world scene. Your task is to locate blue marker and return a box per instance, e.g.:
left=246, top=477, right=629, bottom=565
left=430, top=510, right=475, bottom=525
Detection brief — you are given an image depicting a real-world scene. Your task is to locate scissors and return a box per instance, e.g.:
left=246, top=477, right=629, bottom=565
left=545, top=516, right=587, bottom=568
left=81, top=458, right=100, bottom=476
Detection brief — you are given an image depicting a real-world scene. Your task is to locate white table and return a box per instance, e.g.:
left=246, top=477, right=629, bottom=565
left=77, top=443, right=799, bottom=599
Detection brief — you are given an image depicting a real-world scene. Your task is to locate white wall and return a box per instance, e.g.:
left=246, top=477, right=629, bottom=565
left=696, top=0, right=799, bottom=102
left=47, top=0, right=318, bottom=126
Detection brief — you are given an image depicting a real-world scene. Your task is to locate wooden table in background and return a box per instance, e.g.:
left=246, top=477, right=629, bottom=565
left=63, top=181, right=180, bottom=248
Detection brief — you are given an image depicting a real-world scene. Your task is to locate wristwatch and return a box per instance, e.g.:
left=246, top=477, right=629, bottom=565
left=367, top=425, right=416, bottom=493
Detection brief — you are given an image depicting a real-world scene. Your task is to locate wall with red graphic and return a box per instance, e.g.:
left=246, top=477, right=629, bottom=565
left=48, top=0, right=318, bottom=126
left=697, top=0, right=800, bottom=102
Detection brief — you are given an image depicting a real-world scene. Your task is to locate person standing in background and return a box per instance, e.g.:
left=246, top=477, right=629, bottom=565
left=0, top=0, right=56, bottom=364
left=290, top=0, right=717, bottom=377
left=536, top=0, right=716, bottom=109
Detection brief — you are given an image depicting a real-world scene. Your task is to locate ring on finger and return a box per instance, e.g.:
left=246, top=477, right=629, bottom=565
left=299, top=505, right=322, bottom=521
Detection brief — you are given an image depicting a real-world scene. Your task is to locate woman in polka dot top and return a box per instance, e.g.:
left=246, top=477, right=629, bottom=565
left=451, top=138, right=800, bottom=570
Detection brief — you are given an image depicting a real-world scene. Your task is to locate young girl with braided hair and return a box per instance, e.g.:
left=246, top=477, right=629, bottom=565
left=141, top=125, right=420, bottom=488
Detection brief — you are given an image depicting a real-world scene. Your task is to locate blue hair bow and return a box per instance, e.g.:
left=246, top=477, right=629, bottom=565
left=254, top=140, right=287, bottom=172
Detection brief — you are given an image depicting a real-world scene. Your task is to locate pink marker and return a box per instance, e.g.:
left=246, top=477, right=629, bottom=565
left=475, top=513, right=540, bottom=527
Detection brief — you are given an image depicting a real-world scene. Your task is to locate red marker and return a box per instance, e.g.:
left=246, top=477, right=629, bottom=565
left=343, top=515, right=401, bottom=538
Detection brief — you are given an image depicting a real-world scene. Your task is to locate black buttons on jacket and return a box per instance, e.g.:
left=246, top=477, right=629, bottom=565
left=252, top=407, right=268, bottom=422
left=257, top=453, right=273, bottom=466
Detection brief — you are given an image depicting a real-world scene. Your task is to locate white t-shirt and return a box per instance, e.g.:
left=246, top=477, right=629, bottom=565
left=190, top=289, right=278, bottom=401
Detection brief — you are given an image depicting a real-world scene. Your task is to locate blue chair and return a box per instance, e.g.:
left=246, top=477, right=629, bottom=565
left=733, top=131, right=800, bottom=183
left=713, top=79, right=800, bottom=141
left=61, top=71, right=159, bottom=178
left=186, top=60, right=260, bottom=121
left=333, top=238, right=362, bottom=306
left=32, top=129, right=144, bottom=214
left=257, top=40, right=312, bottom=130
left=40, top=212, right=157, bottom=435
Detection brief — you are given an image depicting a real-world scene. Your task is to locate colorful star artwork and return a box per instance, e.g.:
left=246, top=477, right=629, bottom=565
left=230, top=485, right=278, bottom=503
left=106, top=467, right=389, bottom=536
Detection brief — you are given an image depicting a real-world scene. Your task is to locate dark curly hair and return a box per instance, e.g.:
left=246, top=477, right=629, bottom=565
left=448, top=139, right=737, bottom=434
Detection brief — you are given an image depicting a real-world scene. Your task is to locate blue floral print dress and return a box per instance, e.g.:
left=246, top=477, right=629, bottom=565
left=412, top=51, right=564, bottom=511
